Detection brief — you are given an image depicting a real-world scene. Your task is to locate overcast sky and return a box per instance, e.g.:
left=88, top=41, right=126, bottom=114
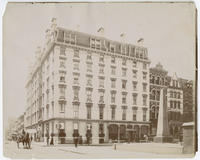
left=3, top=2, right=196, bottom=121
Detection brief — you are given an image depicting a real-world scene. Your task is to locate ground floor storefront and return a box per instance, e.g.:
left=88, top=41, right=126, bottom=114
left=25, top=119, right=150, bottom=144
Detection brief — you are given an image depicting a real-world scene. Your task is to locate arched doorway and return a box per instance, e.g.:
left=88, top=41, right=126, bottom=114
left=108, top=124, right=118, bottom=140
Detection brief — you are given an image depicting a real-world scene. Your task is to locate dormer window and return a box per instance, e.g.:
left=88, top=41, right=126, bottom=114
left=96, top=39, right=101, bottom=49
left=71, top=34, right=76, bottom=44
left=91, top=38, right=95, bottom=49
left=64, top=32, right=76, bottom=44
left=90, top=38, right=101, bottom=49
left=121, top=45, right=126, bottom=55
left=64, top=32, right=70, bottom=43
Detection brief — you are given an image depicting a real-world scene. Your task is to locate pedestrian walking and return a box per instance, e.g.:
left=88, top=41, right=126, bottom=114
left=86, top=130, right=92, bottom=146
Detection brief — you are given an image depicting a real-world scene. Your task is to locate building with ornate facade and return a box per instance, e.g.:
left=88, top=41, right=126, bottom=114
left=167, top=73, right=184, bottom=139
left=24, top=19, right=151, bottom=144
left=149, top=63, right=169, bottom=136
left=179, top=79, right=194, bottom=123
left=149, top=64, right=184, bottom=139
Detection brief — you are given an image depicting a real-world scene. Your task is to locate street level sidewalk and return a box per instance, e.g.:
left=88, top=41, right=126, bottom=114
left=32, top=141, right=113, bottom=147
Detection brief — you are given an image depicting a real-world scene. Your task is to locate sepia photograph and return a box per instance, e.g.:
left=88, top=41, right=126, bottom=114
left=2, top=1, right=198, bottom=159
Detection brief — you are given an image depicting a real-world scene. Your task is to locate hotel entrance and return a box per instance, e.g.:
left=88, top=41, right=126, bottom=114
left=108, top=124, right=118, bottom=140
left=126, top=125, right=136, bottom=142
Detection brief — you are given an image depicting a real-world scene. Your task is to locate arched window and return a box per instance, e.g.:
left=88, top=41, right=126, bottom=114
left=162, top=78, right=165, bottom=85
left=156, top=107, right=159, bottom=119
left=152, top=90, right=156, bottom=100
left=151, top=107, right=155, bottom=119
left=156, top=90, right=160, bottom=101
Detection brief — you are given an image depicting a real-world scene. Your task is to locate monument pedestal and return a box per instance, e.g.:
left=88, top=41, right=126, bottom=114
left=154, top=136, right=173, bottom=143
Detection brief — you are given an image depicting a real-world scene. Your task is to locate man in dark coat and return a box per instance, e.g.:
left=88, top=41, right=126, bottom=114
left=73, top=131, right=79, bottom=148
left=86, top=130, right=92, bottom=146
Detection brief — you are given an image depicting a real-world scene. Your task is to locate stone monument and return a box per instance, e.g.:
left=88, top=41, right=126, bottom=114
left=154, top=88, right=173, bottom=143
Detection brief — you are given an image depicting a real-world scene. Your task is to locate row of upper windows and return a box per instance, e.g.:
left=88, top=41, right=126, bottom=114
left=60, top=49, right=148, bottom=69
left=169, top=91, right=181, bottom=99
left=58, top=102, right=147, bottom=121
left=150, top=75, right=167, bottom=86
left=60, top=73, right=148, bottom=91
left=71, top=62, right=148, bottom=79
left=90, top=38, right=148, bottom=60
left=60, top=86, right=148, bottom=106
left=169, top=100, right=181, bottom=109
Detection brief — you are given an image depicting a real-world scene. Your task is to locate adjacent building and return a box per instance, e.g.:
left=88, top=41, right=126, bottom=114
left=179, top=78, right=194, bottom=122
left=24, top=19, right=151, bottom=144
left=167, top=73, right=183, bottom=139
left=149, top=63, right=169, bottom=136
left=149, top=64, right=185, bottom=139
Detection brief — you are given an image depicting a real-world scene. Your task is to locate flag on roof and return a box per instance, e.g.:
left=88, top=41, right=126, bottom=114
left=97, top=27, right=104, bottom=33
left=137, top=38, right=144, bottom=43
left=120, top=33, right=126, bottom=37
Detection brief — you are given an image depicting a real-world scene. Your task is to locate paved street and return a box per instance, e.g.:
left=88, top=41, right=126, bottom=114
left=4, top=141, right=194, bottom=159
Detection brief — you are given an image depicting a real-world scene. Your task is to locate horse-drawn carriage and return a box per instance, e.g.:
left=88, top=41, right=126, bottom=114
left=17, top=132, right=31, bottom=149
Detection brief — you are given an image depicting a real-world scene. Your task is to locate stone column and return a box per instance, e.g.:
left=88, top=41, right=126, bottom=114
left=65, top=121, right=73, bottom=143
left=104, top=123, right=109, bottom=142
left=54, top=120, right=59, bottom=144
left=92, top=122, right=99, bottom=144
left=44, top=123, right=47, bottom=144
left=79, top=121, right=86, bottom=143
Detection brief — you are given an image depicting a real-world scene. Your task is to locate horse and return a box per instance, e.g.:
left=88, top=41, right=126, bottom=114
left=16, top=134, right=25, bottom=149
left=16, top=133, right=31, bottom=149
left=24, top=133, right=31, bottom=149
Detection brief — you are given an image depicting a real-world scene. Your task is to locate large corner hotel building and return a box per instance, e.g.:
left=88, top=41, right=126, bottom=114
left=25, top=19, right=150, bottom=144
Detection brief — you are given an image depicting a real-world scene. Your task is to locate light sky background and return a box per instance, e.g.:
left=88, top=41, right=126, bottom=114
left=3, top=2, right=196, bottom=121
